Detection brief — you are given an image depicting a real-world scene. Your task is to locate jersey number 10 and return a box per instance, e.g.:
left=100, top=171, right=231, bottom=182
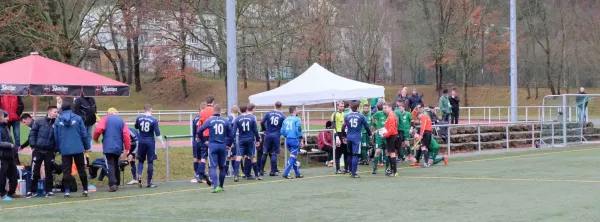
left=213, top=123, right=224, bottom=135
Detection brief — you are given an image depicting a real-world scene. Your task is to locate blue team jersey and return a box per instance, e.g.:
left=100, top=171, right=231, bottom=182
left=261, top=110, right=286, bottom=136
left=233, top=114, right=260, bottom=141
left=198, top=114, right=234, bottom=146
left=192, top=114, right=201, bottom=139
left=135, top=115, right=161, bottom=142
left=280, top=115, right=302, bottom=139
left=343, top=112, right=371, bottom=141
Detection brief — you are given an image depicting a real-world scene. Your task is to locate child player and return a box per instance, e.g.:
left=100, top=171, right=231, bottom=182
left=342, top=101, right=372, bottom=178
left=371, top=102, right=387, bottom=175
left=360, top=103, right=372, bottom=165
left=280, top=106, right=304, bottom=179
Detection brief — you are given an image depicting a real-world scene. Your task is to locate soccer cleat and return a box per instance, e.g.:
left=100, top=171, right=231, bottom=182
left=190, top=178, right=199, bottom=183
left=372, top=169, right=377, bottom=174
left=394, top=172, right=398, bottom=177
left=146, top=184, right=157, bottom=188
left=443, top=155, right=448, bottom=165
left=295, top=174, right=304, bottom=179
left=2, top=196, right=13, bottom=201
left=203, top=173, right=212, bottom=186
left=46, top=192, right=55, bottom=198
left=385, top=172, right=392, bottom=177
left=64, top=192, right=71, bottom=198
left=335, top=170, right=345, bottom=174
left=212, top=187, right=223, bottom=193
left=282, top=175, right=293, bottom=179
left=410, top=162, right=420, bottom=167
left=109, top=186, right=117, bottom=192
left=364, top=161, right=370, bottom=166
left=260, top=172, right=265, bottom=176
left=246, top=176, right=255, bottom=180
left=82, top=191, right=89, bottom=197
left=256, top=177, right=263, bottom=181
left=25, top=192, right=34, bottom=199
left=128, top=179, right=139, bottom=185
left=269, top=172, right=278, bottom=176
left=421, top=163, right=430, bottom=168
left=234, top=177, right=240, bottom=182
left=344, top=169, right=350, bottom=174
left=351, top=174, right=361, bottom=178
left=377, top=163, right=383, bottom=167
left=137, top=175, right=143, bottom=188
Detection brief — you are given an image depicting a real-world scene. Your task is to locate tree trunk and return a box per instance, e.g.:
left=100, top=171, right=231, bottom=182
left=133, top=30, right=141, bottom=92
left=181, top=75, right=188, bottom=98
left=109, top=11, right=126, bottom=83
left=125, top=9, right=134, bottom=85
left=265, top=66, right=271, bottom=90
left=242, top=60, right=248, bottom=89
left=93, top=45, right=120, bottom=81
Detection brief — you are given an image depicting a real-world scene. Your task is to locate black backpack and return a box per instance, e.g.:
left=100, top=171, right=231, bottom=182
left=78, top=97, right=97, bottom=126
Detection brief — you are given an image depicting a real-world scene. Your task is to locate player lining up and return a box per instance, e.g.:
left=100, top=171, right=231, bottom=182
left=134, top=104, right=165, bottom=188
left=232, top=104, right=262, bottom=182
left=380, top=102, right=399, bottom=177
left=260, top=102, right=285, bottom=176
left=280, top=106, right=303, bottom=179
left=191, top=102, right=212, bottom=185
left=342, top=102, right=372, bottom=178
left=197, top=104, right=234, bottom=193
left=371, top=102, right=387, bottom=174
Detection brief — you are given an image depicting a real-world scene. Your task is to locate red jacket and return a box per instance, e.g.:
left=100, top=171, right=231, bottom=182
left=93, top=114, right=131, bottom=154
left=317, top=131, right=332, bottom=149
left=0, top=96, right=24, bottom=122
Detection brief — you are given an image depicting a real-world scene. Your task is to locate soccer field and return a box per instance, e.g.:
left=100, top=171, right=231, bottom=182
left=3, top=146, right=600, bottom=221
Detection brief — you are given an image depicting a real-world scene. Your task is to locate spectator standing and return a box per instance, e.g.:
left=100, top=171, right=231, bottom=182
left=56, top=96, right=64, bottom=113
left=0, top=95, right=24, bottom=150
left=54, top=103, right=90, bottom=198
left=439, top=89, right=452, bottom=122
left=25, top=106, right=59, bottom=198
left=93, top=108, right=131, bottom=192
left=449, top=89, right=460, bottom=124
left=73, top=95, right=97, bottom=148
left=0, top=110, right=17, bottom=201
left=576, top=87, right=588, bottom=122
left=408, top=88, right=423, bottom=111
left=394, top=87, right=409, bottom=109
left=19, top=113, right=34, bottom=150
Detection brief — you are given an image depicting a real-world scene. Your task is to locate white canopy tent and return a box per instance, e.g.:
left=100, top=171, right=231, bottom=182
left=249, top=63, right=385, bottom=106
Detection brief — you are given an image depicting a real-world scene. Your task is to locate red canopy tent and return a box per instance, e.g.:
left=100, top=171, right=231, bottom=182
left=0, top=52, right=129, bottom=115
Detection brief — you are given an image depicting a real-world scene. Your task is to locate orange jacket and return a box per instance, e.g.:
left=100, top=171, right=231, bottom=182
left=383, top=112, right=398, bottom=138
left=411, top=109, right=418, bottom=123
left=420, top=114, right=432, bottom=136
left=199, top=105, right=214, bottom=137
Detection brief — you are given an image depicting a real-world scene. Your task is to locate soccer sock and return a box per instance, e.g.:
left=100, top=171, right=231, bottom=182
left=283, top=157, right=295, bottom=176
left=351, top=155, right=358, bottom=175
left=193, top=162, right=198, bottom=176
left=218, top=166, right=226, bottom=188
left=210, top=166, right=218, bottom=189
left=373, top=154, right=379, bottom=170
left=261, top=154, right=268, bottom=173
left=147, top=163, right=154, bottom=184
left=270, top=154, right=278, bottom=173
left=344, top=154, right=350, bottom=171
left=415, top=149, right=422, bottom=163
left=391, top=157, right=397, bottom=173
left=385, top=156, right=390, bottom=169
left=137, top=162, right=144, bottom=178
left=291, top=157, right=300, bottom=176
left=130, top=161, right=136, bottom=180
left=224, top=160, right=230, bottom=175
left=423, top=150, right=430, bottom=165
left=198, top=162, right=206, bottom=176
left=244, top=158, right=252, bottom=177
left=360, top=148, right=367, bottom=162
left=233, top=160, right=241, bottom=178
left=252, top=162, right=259, bottom=177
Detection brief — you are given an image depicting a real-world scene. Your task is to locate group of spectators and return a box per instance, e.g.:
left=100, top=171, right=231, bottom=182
left=0, top=95, right=101, bottom=200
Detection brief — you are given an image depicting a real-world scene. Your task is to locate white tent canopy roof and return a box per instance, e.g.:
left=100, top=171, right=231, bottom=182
left=249, top=63, right=385, bottom=106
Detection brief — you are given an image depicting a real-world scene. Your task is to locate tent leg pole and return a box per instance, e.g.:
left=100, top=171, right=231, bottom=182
left=33, top=96, right=38, bottom=117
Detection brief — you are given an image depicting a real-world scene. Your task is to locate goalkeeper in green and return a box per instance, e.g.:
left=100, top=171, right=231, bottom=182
left=360, top=104, right=372, bottom=165
left=371, top=102, right=387, bottom=174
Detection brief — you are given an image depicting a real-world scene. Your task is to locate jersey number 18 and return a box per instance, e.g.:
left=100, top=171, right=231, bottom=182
left=140, top=121, right=151, bottom=132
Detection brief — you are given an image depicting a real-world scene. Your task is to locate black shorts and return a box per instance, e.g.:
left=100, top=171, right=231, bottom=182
left=386, top=135, right=401, bottom=154
left=398, top=130, right=405, bottom=142
left=422, top=131, right=432, bottom=149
